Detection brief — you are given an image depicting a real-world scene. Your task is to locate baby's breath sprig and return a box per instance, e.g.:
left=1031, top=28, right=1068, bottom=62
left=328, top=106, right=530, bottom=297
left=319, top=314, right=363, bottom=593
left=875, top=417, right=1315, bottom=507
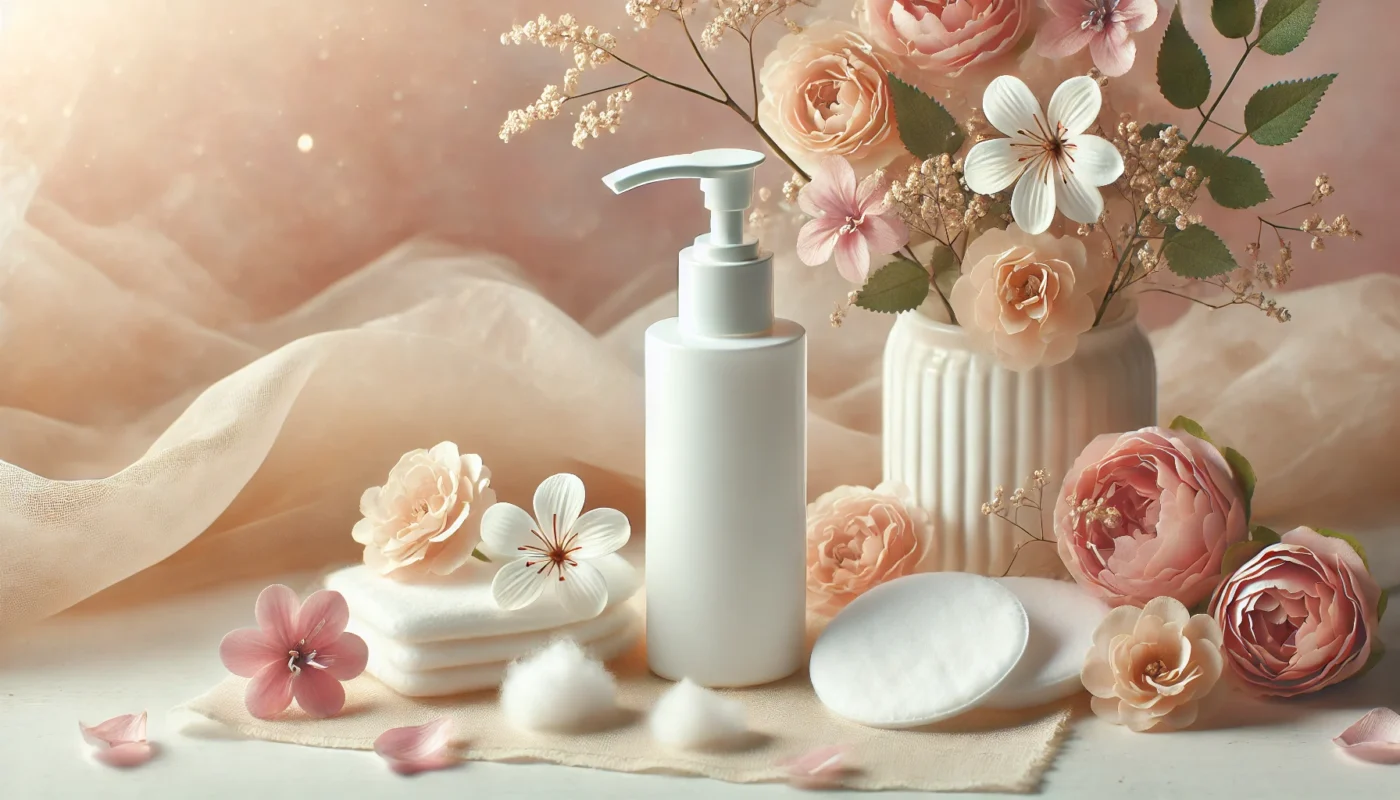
left=981, top=469, right=1056, bottom=578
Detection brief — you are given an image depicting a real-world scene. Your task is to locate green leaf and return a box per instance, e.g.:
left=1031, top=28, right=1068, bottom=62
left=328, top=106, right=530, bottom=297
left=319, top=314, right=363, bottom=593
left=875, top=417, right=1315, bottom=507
left=1378, top=589, right=1389, bottom=622
left=1180, top=143, right=1223, bottom=176
left=1257, top=0, right=1319, bottom=56
left=1224, top=447, right=1257, bottom=521
left=1221, top=541, right=1267, bottom=577
left=1212, top=0, right=1258, bottom=38
left=1208, top=154, right=1273, bottom=208
left=1158, top=7, right=1212, bottom=109
left=888, top=73, right=965, bottom=159
left=1163, top=223, right=1238, bottom=278
left=930, top=245, right=960, bottom=301
left=854, top=255, right=930, bottom=314
left=1140, top=122, right=1171, bottom=141
left=1250, top=525, right=1281, bottom=545
left=1169, top=415, right=1215, bottom=444
left=1244, top=74, right=1336, bottom=146
left=471, top=547, right=491, bottom=563
left=970, top=199, right=1011, bottom=238
left=1316, top=527, right=1370, bottom=570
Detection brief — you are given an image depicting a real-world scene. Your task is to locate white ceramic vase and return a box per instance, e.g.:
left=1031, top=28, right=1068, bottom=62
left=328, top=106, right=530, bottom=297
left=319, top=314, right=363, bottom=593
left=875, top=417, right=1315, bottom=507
left=882, top=306, right=1157, bottom=576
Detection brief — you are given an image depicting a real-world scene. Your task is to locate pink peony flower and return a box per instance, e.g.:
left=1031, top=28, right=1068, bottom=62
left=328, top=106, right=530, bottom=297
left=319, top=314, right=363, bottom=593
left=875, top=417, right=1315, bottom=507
left=1081, top=596, right=1224, bottom=732
left=861, top=0, right=1030, bottom=76
left=758, top=22, right=904, bottom=173
left=1034, top=0, right=1159, bottom=77
left=1209, top=527, right=1384, bottom=698
left=1055, top=427, right=1249, bottom=608
left=948, top=225, right=1099, bottom=371
left=352, top=442, right=496, bottom=580
left=796, top=156, right=909, bottom=284
left=806, top=481, right=931, bottom=617
left=219, top=584, right=369, bottom=719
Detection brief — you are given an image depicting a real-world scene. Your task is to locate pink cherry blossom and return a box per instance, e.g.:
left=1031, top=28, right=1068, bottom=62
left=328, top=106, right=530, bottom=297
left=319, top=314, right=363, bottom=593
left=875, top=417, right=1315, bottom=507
left=1034, top=0, right=1159, bottom=77
left=374, top=718, right=459, bottom=775
left=79, top=712, right=154, bottom=767
left=796, top=156, right=909, bottom=285
left=219, top=584, right=369, bottom=719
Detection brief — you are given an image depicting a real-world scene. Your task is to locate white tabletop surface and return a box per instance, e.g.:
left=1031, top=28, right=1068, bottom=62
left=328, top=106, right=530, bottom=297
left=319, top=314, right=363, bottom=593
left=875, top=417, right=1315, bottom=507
left=3, top=573, right=1397, bottom=800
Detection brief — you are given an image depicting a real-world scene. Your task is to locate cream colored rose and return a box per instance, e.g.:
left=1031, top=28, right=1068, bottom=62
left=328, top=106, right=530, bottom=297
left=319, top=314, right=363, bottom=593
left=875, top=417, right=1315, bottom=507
left=758, top=22, right=904, bottom=174
left=949, top=225, right=1098, bottom=371
left=862, top=0, right=1030, bottom=76
left=352, top=442, right=496, bottom=580
left=806, top=481, right=932, bottom=617
left=1081, top=597, right=1224, bottom=732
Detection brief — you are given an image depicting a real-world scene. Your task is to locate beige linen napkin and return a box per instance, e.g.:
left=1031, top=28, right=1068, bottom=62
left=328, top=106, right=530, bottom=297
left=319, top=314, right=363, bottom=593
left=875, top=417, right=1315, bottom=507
left=182, top=635, right=1073, bottom=793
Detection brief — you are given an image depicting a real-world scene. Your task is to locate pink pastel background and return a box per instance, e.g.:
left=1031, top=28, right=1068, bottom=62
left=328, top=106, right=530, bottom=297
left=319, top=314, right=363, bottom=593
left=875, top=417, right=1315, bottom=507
left=2, top=0, right=1398, bottom=625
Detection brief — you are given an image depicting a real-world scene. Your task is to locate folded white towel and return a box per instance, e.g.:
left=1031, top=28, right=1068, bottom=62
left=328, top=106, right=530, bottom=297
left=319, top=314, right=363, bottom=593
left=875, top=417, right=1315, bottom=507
left=348, top=603, right=634, bottom=672
left=365, top=606, right=642, bottom=698
left=325, top=554, right=641, bottom=644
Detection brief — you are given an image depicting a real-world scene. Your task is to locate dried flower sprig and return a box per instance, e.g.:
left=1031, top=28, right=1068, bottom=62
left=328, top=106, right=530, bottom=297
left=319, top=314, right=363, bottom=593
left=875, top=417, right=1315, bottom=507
left=981, top=469, right=1055, bottom=577
left=500, top=3, right=810, bottom=178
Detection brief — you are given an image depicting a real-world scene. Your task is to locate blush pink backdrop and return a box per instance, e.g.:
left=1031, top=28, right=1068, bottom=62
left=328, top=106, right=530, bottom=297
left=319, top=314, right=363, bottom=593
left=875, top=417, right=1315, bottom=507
left=1, top=0, right=1398, bottom=625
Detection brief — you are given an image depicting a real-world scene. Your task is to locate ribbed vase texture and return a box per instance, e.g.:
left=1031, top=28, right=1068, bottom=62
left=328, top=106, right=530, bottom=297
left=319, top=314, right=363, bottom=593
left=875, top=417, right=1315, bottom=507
left=882, top=309, right=1157, bottom=576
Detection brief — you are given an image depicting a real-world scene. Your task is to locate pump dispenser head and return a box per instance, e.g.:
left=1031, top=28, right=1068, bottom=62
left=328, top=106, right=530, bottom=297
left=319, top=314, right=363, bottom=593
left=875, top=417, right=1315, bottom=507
left=603, top=148, right=764, bottom=263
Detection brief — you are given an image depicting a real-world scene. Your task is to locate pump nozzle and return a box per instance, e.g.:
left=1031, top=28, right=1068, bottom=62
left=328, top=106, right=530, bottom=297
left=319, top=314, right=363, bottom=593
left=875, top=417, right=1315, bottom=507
left=603, top=149, right=764, bottom=260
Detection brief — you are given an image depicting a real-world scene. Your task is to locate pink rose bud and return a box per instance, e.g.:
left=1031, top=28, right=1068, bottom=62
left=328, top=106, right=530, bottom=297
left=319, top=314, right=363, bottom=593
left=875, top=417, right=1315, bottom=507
left=1055, top=427, right=1248, bottom=608
left=1210, top=527, right=1384, bottom=697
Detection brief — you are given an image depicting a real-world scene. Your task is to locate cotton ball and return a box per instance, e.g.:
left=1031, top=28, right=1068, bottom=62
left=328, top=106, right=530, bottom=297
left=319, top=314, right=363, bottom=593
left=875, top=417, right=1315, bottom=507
left=649, top=678, right=749, bottom=750
left=499, top=639, right=620, bottom=733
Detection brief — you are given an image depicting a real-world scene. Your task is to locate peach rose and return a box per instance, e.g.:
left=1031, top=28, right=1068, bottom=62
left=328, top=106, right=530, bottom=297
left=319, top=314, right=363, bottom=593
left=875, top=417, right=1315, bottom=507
left=758, top=22, right=904, bottom=174
left=949, top=225, right=1098, bottom=371
left=806, top=481, right=931, bottom=616
left=1055, top=427, right=1249, bottom=608
left=1210, top=527, right=1384, bottom=697
left=352, top=442, right=496, bottom=580
left=1082, top=596, right=1224, bottom=732
left=861, top=0, right=1030, bottom=76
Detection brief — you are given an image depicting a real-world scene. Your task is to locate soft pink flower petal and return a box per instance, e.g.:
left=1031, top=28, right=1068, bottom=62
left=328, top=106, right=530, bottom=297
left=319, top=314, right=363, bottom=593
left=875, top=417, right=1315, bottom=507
left=374, top=719, right=459, bottom=775
left=1117, top=0, right=1160, bottom=32
left=219, top=628, right=283, bottom=678
left=1335, top=708, right=1400, bottom=764
left=780, top=745, right=851, bottom=789
left=833, top=233, right=872, bottom=284
left=296, top=590, right=351, bottom=651
left=316, top=632, right=370, bottom=680
left=1045, top=0, right=1091, bottom=16
left=1089, top=23, right=1136, bottom=78
left=245, top=662, right=296, bottom=720
left=859, top=214, right=909, bottom=258
left=1033, top=15, right=1097, bottom=59
left=293, top=667, right=349, bottom=718
left=798, top=156, right=858, bottom=218
left=796, top=218, right=843, bottom=267
left=93, top=742, right=155, bottom=768
left=254, top=584, right=300, bottom=646
left=80, top=712, right=146, bottom=748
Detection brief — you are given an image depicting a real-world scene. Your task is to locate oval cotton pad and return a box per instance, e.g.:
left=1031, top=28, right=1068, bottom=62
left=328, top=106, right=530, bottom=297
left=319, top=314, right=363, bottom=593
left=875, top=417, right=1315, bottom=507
left=982, top=577, right=1110, bottom=710
left=809, top=572, right=1029, bottom=729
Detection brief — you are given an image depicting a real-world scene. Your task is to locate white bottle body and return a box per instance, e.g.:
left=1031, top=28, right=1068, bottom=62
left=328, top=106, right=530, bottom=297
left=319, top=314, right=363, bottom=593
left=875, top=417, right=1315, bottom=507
left=644, top=317, right=807, bottom=687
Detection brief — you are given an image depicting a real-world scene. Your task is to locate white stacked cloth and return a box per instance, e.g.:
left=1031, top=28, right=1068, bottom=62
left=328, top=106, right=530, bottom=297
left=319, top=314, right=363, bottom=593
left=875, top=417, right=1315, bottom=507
left=324, top=555, right=643, bottom=697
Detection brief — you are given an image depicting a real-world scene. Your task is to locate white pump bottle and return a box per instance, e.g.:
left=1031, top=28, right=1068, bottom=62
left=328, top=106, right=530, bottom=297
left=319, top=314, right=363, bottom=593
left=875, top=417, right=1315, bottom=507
left=604, top=149, right=806, bottom=688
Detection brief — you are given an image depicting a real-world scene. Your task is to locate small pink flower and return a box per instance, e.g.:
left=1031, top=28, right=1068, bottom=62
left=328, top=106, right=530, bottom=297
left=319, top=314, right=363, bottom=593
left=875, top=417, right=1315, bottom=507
left=80, top=712, right=154, bottom=767
left=1034, top=0, right=1159, bottom=77
left=374, top=719, right=459, bottom=775
left=1055, top=427, right=1248, bottom=608
left=219, top=584, right=369, bottom=719
left=796, top=156, right=909, bottom=284
left=805, top=481, right=931, bottom=616
left=1210, top=527, right=1383, bottom=697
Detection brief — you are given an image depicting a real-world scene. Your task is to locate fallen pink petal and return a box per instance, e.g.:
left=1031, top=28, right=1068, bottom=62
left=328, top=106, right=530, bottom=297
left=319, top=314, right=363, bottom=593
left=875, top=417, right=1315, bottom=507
left=780, top=745, right=851, bottom=788
left=80, top=712, right=154, bottom=768
left=1335, top=708, right=1400, bottom=765
left=373, top=718, right=459, bottom=775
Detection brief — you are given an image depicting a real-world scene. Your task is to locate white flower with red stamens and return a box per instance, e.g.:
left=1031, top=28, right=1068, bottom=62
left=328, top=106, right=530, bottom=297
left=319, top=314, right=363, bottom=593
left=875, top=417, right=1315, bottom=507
left=481, top=473, right=630, bottom=617
left=963, top=75, right=1123, bottom=235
